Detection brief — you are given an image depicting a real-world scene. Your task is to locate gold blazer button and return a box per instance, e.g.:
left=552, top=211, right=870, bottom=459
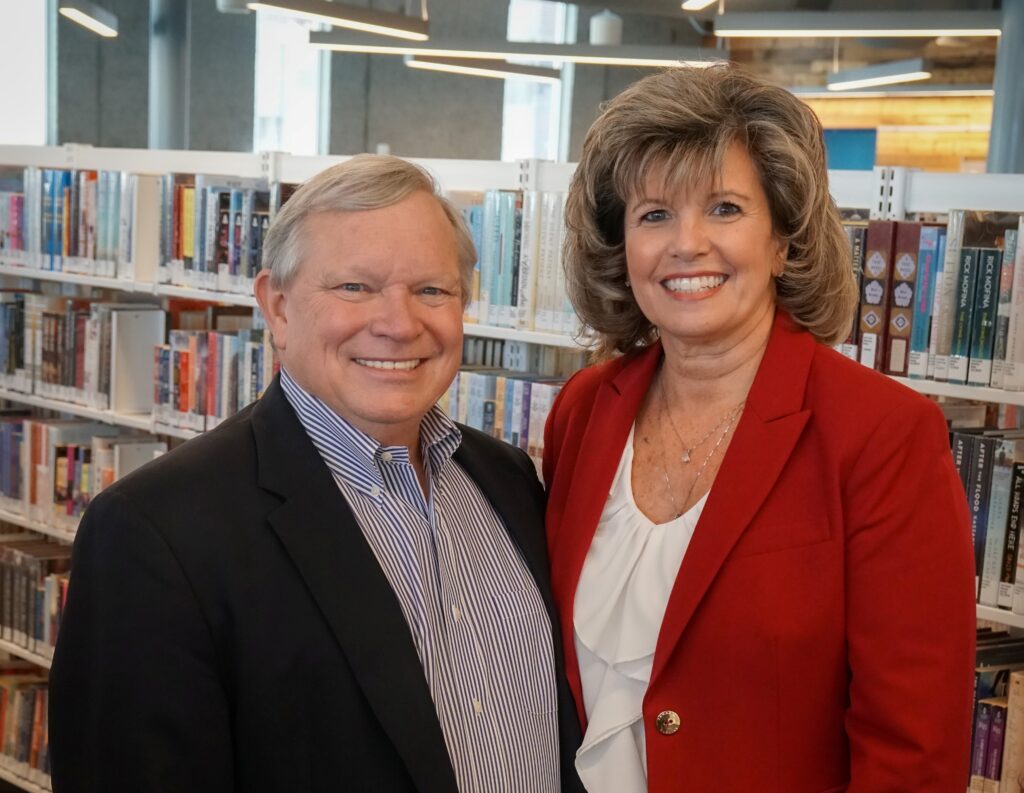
left=655, top=710, right=680, bottom=735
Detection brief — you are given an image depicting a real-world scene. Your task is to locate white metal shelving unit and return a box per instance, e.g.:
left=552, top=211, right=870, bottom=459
left=0, top=637, right=52, bottom=671
left=0, top=765, right=49, bottom=793
left=4, top=147, right=1024, bottom=634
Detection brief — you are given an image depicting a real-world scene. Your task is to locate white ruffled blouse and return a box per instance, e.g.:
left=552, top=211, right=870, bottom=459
left=573, top=425, right=707, bottom=793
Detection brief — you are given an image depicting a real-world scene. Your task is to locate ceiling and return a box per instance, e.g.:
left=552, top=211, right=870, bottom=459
left=587, top=0, right=1001, bottom=91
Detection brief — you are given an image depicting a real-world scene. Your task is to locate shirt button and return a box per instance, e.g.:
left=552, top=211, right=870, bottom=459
left=472, top=697, right=483, bottom=714
left=451, top=605, right=462, bottom=621
left=655, top=710, right=680, bottom=735
left=369, top=485, right=381, bottom=498
left=381, top=451, right=393, bottom=462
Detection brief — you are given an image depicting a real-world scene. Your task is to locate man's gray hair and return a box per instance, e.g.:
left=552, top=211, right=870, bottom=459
left=261, top=154, right=476, bottom=303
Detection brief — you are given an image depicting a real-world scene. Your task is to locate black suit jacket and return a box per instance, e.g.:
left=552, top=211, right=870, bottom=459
left=48, top=378, right=585, bottom=793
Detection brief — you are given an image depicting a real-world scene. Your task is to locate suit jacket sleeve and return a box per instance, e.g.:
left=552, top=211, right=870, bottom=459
left=49, top=488, right=233, bottom=793
left=842, top=397, right=975, bottom=792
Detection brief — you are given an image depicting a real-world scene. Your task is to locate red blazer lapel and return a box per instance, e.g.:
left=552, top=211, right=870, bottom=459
left=548, top=343, right=661, bottom=721
left=651, top=313, right=816, bottom=684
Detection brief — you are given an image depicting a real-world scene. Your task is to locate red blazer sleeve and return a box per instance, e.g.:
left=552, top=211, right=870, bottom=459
left=841, top=397, right=975, bottom=792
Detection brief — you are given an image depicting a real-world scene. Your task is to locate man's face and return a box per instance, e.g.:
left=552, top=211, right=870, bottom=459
left=256, top=191, right=464, bottom=449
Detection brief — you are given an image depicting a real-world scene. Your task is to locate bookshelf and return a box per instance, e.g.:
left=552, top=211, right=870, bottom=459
left=0, top=764, right=48, bottom=793
left=2, top=147, right=1024, bottom=629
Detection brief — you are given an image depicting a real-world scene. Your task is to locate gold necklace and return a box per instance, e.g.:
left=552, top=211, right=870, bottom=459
left=658, top=379, right=745, bottom=518
left=661, top=378, right=745, bottom=464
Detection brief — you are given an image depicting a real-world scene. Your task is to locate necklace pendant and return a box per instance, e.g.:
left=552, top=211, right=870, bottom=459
left=681, top=449, right=691, bottom=464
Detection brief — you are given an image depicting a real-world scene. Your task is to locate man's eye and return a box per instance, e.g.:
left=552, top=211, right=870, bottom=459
left=336, top=283, right=365, bottom=292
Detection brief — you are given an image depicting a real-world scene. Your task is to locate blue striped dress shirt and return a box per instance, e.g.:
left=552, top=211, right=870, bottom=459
left=280, top=369, right=560, bottom=793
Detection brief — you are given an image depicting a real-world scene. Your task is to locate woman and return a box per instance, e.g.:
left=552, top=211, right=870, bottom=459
left=543, top=64, right=975, bottom=793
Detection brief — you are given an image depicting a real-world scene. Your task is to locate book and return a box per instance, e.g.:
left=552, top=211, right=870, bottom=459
left=857, top=220, right=897, bottom=371
left=907, top=225, right=942, bottom=378
left=969, top=248, right=1005, bottom=386
left=1001, top=670, right=1024, bottom=792
left=884, top=221, right=922, bottom=376
left=992, top=229, right=1020, bottom=389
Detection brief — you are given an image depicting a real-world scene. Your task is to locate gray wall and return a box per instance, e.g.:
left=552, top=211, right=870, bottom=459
left=568, top=8, right=707, bottom=160
left=56, top=0, right=695, bottom=159
left=189, top=0, right=256, bottom=151
left=57, top=0, right=150, bottom=147
left=57, top=0, right=255, bottom=151
left=328, top=0, right=508, bottom=158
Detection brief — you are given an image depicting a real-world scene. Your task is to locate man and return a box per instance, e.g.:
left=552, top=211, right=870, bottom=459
left=48, top=155, right=584, bottom=793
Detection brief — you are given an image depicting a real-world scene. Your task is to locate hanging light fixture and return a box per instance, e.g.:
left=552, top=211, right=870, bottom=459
left=310, top=30, right=721, bottom=68
left=404, top=55, right=560, bottom=83
left=713, top=10, right=1001, bottom=38
left=58, top=0, right=119, bottom=37
left=827, top=58, right=932, bottom=91
left=247, top=0, right=429, bottom=41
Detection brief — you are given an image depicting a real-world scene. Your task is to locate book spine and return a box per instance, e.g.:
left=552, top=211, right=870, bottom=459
left=858, top=220, right=896, bottom=371
left=999, top=462, right=1024, bottom=609
left=933, top=210, right=966, bottom=380
left=884, top=222, right=922, bottom=376
left=991, top=229, right=1018, bottom=389
left=968, top=248, right=1002, bottom=386
left=1004, top=218, right=1024, bottom=390
left=969, top=437, right=996, bottom=597
left=949, top=247, right=982, bottom=384
left=908, top=226, right=940, bottom=378
left=980, top=441, right=1014, bottom=607
left=986, top=701, right=1007, bottom=789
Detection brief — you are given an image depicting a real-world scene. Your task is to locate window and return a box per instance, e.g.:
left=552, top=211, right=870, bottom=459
left=500, top=0, right=576, bottom=163
left=253, top=8, right=330, bottom=155
left=0, top=0, right=50, bottom=144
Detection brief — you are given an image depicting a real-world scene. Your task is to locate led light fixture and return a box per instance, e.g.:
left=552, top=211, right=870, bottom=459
left=681, top=0, right=717, bottom=10
left=247, top=0, right=428, bottom=41
left=405, top=55, right=560, bottom=83
left=310, top=30, right=722, bottom=68
left=58, top=0, right=118, bottom=37
left=790, top=84, right=993, bottom=99
left=827, top=58, right=931, bottom=91
left=714, top=10, right=1002, bottom=38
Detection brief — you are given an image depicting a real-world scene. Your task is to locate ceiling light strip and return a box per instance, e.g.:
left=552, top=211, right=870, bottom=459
left=309, top=31, right=721, bottom=67
left=248, top=0, right=428, bottom=42
left=714, top=10, right=1002, bottom=38
left=58, top=1, right=118, bottom=37
left=406, top=56, right=561, bottom=83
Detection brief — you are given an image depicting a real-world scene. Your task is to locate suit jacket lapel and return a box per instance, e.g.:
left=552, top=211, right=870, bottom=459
left=252, top=380, right=460, bottom=793
left=650, top=313, right=814, bottom=683
left=549, top=344, right=662, bottom=622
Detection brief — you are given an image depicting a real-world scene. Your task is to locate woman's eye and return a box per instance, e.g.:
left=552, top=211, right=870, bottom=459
left=712, top=202, right=741, bottom=217
left=639, top=209, right=669, bottom=223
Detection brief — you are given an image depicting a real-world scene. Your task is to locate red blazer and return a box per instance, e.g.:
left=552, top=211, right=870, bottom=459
left=543, top=312, right=976, bottom=793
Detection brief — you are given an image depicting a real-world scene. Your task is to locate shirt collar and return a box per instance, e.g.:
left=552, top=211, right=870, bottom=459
left=279, top=368, right=462, bottom=495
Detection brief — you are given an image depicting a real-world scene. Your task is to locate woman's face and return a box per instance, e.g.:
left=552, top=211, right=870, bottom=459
left=623, top=142, right=786, bottom=353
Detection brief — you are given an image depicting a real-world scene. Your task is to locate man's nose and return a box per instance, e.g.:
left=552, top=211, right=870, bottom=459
left=367, top=287, right=423, bottom=340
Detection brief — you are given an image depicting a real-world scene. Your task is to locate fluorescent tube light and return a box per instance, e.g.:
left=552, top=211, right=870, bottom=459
left=247, top=0, right=428, bottom=41
left=790, top=84, right=993, bottom=99
left=310, top=31, right=721, bottom=67
left=58, top=0, right=118, bottom=37
left=714, top=10, right=1002, bottom=38
left=681, top=0, right=717, bottom=10
left=827, top=58, right=931, bottom=91
left=405, top=55, right=561, bottom=83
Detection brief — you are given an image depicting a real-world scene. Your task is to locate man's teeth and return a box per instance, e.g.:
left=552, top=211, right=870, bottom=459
left=663, top=275, right=726, bottom=293
left=355, top=359, right=421, bottom=371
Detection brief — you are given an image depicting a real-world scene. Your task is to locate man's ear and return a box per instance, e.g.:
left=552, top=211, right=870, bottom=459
left=254, top=269, right=288, bottom=352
